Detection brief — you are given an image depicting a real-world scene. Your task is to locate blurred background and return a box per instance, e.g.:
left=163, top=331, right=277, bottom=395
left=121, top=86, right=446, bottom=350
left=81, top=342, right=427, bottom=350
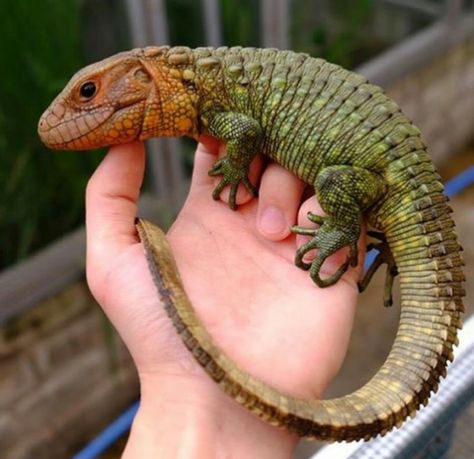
left=0, top=1, right=473, bottom=458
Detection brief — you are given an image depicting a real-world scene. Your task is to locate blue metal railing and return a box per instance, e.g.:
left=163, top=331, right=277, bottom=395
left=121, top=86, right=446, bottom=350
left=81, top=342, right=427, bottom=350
left=444, top=165, right=474, bottom=198
left=71, top=402, right=139, bottom=459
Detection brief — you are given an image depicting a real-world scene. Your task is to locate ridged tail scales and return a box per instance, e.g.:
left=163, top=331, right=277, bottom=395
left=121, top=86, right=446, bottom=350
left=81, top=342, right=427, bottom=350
left=136, top=197, right=465, bottom=440
left=136, top=172, right=465, bottom=441
left=366, top=171, right=465, bottom=425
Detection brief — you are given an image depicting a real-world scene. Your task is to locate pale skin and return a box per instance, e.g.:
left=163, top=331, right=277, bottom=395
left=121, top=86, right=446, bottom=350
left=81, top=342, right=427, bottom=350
left=85, top=137, right=364, bottom=458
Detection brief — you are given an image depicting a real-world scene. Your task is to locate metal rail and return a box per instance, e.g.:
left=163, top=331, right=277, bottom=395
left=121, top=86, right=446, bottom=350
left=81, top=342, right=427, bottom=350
left=0, top=194, right=171, bottom=326
left=357, top=10, right=474, bottom=86
left=260, top=0, right=290, bottom=48
left=380, top=0, right=443, bottom=18
left=312, top=314, right=474, bottom=459
left=202, top=0, right=222, bottom=46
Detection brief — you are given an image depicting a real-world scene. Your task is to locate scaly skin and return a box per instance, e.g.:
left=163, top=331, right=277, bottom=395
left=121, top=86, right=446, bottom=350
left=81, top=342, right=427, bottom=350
left=38, top=46, right=465, bottom=441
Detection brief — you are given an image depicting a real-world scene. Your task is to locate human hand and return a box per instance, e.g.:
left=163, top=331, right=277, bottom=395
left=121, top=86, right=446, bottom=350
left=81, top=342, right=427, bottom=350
left=85, top=138, right=364, bottom=457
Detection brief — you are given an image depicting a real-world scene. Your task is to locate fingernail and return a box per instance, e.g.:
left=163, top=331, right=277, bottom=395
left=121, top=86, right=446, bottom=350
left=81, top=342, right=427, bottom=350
left=260, top=206, right=287, bottom=235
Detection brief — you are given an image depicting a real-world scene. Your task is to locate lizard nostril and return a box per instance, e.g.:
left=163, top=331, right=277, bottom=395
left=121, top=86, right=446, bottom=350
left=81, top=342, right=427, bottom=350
left=38, top=115, right=50, bottom=134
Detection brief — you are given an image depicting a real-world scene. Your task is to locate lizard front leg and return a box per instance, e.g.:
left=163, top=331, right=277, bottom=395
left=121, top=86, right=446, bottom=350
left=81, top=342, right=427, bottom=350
left=292, top=165, right=386, bottom=288
left=204, top=111, right=263, bottom=210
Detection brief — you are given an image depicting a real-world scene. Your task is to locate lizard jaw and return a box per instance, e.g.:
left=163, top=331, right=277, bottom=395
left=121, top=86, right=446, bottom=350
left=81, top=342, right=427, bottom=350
left=38, top=99, right=146, bottom=150
left=38, top=104, right=115, bottom=150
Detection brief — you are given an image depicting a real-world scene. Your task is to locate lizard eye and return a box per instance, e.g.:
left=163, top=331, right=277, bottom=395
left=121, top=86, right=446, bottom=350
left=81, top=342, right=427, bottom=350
left=79, top=81, right=97, bottom=100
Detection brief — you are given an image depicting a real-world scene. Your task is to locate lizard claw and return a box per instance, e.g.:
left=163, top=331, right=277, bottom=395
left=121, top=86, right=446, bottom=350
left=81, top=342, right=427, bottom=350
left=209, top=157, right=257, bottom=210
left=292, top=214, right=359, bottom=287
left=208, top=158, right=225, bottom=177
left=291, top=212, right=325, bottom=237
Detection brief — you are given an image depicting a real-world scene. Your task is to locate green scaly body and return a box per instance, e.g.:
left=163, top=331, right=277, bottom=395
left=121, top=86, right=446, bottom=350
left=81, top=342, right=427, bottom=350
left=38, top=46, right=465, bottom=441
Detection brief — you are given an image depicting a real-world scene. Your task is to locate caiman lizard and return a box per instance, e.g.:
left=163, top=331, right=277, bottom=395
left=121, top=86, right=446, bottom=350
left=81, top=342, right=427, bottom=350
left=38, top=46, right=465, bottom=441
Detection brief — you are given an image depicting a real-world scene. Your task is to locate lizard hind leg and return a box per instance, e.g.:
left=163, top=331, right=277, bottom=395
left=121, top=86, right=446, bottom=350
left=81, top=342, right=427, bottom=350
left=292, top=165, right=387, bottom=289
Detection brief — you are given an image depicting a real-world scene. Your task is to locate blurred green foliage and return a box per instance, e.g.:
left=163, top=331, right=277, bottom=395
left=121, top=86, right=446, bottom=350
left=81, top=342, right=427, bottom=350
left=220, top=0, right=259, bottom=46
left=167, top=0, right=204, bottom=47
left=0, top=0, right=101, bottom=269
left=293, top=0, right=376, bottom=69
left=313, top=0, right=375, bottom=68
left=166, top=0, right=258, bottom=48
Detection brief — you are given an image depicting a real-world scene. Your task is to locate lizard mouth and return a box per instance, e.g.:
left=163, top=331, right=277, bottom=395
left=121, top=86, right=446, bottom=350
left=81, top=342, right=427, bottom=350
left=38, top=98, right=146, bottom=150
left=38, top=104, right=115, bottom=149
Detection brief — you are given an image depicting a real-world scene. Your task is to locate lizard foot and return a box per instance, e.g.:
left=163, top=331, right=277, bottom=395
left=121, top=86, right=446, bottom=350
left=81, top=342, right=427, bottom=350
left=208, top=158, right=257, bottom=210
left=358, top=231, right=398, bottom=307
left=291, top=212, right=359, bottom=288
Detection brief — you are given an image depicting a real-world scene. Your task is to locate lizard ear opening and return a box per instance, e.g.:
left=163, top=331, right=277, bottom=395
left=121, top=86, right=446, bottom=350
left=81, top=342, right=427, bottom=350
left=134, top=68, right=152, bottom=84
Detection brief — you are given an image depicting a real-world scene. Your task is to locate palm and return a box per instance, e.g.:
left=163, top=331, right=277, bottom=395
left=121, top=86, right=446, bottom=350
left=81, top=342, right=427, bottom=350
left=99, top=168, right=360, bottom=401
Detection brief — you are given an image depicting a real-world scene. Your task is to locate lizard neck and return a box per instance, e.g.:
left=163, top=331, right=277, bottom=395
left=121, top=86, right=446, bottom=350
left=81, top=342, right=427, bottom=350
left=139, top=55, right=200, bottom=140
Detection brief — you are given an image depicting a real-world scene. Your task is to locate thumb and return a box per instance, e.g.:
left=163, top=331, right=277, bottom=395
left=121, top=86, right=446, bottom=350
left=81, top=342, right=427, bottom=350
left=85, top=141, right=145, bottom=299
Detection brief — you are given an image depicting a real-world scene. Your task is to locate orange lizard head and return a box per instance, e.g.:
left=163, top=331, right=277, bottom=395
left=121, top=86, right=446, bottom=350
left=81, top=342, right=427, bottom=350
left=38, top=48, right=198, bottom=150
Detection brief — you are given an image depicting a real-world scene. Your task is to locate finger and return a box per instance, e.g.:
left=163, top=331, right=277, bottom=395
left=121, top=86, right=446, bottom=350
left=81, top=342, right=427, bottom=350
left=85, top=141, right=145, bottom=285
left=257, top=163, right=305, bottom=241
left=190, top=135, right=221, bottom=188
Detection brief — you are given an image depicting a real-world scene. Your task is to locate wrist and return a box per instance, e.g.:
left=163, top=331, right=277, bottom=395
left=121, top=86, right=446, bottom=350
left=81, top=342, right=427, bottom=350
left=123, top=371, right=298, bottom=458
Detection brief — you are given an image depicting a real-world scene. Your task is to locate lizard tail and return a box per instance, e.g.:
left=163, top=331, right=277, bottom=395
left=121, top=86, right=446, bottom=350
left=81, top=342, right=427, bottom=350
left=136, top=178, right=465, bottom=441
